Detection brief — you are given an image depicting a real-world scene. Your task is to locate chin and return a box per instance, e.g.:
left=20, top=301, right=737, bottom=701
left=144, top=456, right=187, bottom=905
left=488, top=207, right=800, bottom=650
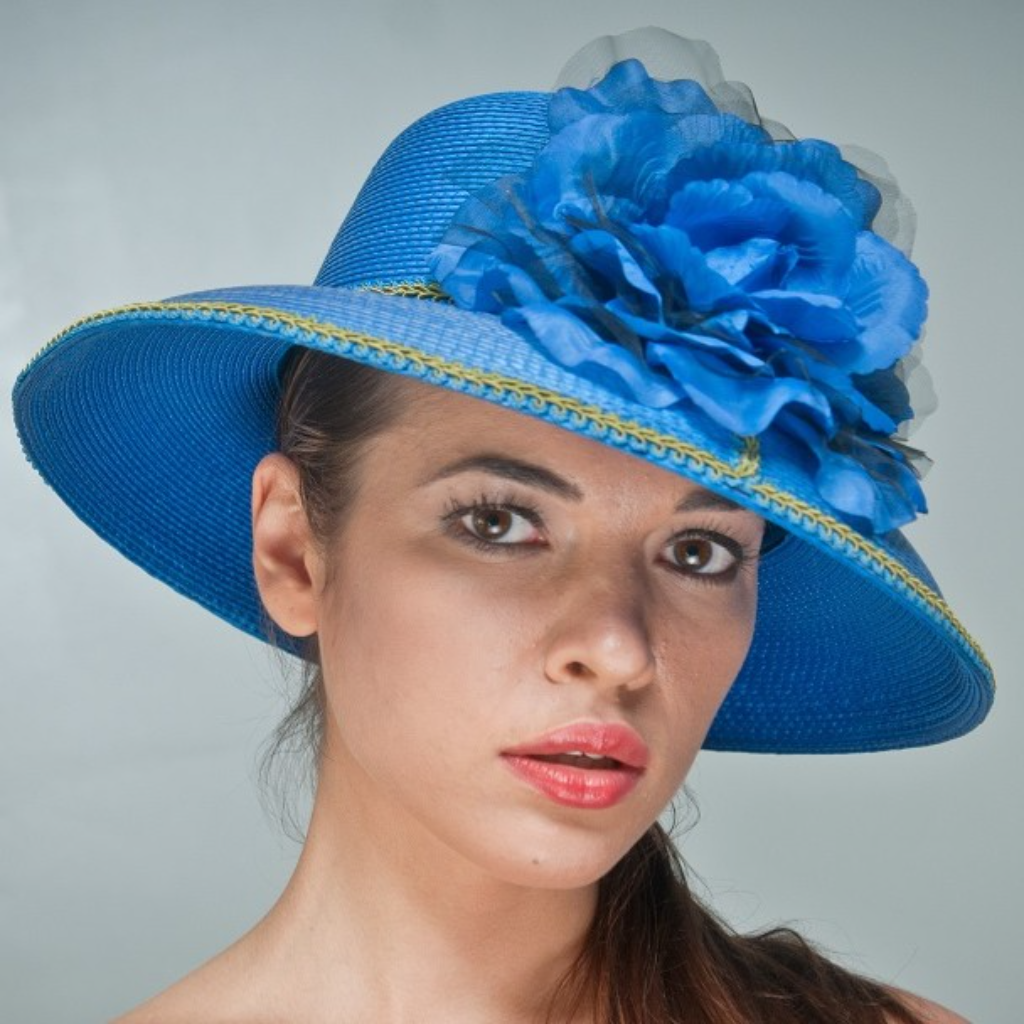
left=469, top=816, right=645, bottom=891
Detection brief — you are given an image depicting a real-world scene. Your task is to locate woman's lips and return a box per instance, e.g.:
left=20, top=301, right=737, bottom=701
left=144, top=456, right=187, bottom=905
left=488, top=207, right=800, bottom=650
left=501, top=722, right=648, bottom=809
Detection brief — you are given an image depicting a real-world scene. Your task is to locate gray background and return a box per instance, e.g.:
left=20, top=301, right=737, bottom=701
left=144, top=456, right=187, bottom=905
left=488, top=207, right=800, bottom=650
left=1, top=1, right=1020, bottom=1021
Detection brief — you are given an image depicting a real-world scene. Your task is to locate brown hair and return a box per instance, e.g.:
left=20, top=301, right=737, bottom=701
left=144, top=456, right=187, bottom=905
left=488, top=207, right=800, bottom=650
left=263, top=345, right=924, bottom=1024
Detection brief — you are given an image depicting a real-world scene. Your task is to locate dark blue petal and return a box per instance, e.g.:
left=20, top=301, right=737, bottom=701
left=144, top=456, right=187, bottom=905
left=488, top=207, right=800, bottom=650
left=750, top=289, right=859, bottom=343
left=614, top=310, right=766, bottom=368
left=664, top=138, right=879, bottom=234
left=772, top=138, right=881, bottom=229
left=814, top=440, right=926, bottom=532
left=568, top=229, right=664, bottom=316
left=853, top=367, right=913, bottom=426
left=646, top=341, right=833, bottom=434
left=629, top=222, right=735, bottom=311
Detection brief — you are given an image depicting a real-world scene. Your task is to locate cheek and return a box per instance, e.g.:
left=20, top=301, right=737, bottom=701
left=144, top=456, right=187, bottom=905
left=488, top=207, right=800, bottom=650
left=655, top=581, right=758, bottom=758
left=697, top=584, right=758, bottom=703
left=317, top=548, right=531, bottom=763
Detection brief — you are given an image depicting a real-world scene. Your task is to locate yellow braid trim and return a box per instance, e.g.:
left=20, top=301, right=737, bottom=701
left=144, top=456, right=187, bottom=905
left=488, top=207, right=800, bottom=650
left=24, top=298, right=991, bottom=675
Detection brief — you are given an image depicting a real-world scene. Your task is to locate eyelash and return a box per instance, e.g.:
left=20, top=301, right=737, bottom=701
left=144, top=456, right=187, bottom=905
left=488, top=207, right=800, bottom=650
left=440, top=491, right=758, bottom=586
left=442, top=491, right=545, bottom=553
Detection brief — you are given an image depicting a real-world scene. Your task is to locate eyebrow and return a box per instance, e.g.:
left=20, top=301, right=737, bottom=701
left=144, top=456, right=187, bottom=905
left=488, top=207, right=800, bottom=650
left=422, top=453, right=748, bottom=514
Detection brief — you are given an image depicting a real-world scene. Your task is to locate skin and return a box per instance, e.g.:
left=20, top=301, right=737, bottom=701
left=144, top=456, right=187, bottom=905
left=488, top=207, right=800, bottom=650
left=112, top=378, right=968, bottom=1024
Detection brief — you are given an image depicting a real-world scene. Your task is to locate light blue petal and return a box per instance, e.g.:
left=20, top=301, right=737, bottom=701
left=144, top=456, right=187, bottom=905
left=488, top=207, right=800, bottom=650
left=509, top=304, right=683, bottom=407
left=549, top=58, right=723, bottom=128
left=843, top=232, right=928, bottom=371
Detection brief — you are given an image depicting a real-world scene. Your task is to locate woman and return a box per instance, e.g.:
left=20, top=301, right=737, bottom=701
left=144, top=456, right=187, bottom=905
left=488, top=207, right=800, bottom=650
left=12, top=29, right=990, bottom=1023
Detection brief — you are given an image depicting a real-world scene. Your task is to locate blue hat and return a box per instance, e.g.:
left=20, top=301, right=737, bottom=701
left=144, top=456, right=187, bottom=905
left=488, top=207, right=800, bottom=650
left=11, top=36, right=993, bottom=754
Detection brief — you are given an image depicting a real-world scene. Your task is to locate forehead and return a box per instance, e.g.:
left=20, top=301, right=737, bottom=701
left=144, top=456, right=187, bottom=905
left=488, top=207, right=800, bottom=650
left=379, top=374, right=755, bottom=512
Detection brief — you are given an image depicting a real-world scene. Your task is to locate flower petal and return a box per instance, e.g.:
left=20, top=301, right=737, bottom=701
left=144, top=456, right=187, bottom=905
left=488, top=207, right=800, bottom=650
left=843, top=232, right=929, bottom=371
left=508, top=303, right=683, bottom=407
left=430, top=58, right=930, bottom=535
left=646, top=341, right=832, bottom=434
left=750, top=289, right=859, bottom=343
left=549, top=58, right=723, bottom=127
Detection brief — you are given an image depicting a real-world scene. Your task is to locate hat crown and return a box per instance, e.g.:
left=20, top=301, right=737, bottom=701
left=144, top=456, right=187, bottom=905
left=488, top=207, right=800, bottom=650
left=314, top=92, right=550, bottom=289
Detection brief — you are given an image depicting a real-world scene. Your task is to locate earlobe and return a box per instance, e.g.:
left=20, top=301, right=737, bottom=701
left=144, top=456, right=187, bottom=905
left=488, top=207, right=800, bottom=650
left=251, top=452, right=322, bottom=638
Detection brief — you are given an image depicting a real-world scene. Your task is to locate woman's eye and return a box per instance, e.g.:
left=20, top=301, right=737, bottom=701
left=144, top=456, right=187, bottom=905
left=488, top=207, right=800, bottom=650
left=461, top=505, right=541, bottom=545
left=665, top=533, right=741, bottom=577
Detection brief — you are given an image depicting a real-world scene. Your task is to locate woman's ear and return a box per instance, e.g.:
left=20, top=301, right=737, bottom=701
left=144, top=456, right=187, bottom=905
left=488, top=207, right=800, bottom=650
left=251, top=452, right=323, bottom=637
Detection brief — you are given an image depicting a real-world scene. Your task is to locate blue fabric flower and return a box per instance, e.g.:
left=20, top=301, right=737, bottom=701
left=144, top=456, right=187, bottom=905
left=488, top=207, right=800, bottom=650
left=429, top=59, right=930, bottom=533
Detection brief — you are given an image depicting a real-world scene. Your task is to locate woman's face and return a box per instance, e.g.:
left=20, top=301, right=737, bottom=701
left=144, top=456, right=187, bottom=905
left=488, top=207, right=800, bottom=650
left=308, top=380, right=764, bottom=889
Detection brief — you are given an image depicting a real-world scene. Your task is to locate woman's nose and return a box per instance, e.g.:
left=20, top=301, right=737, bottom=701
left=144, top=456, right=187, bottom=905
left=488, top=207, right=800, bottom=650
left=541, top=571, right=657, bottom=696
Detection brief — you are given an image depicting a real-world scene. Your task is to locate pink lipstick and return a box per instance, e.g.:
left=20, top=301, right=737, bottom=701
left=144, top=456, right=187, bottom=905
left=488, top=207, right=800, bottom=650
left=501, top=722, right=648, bottom=809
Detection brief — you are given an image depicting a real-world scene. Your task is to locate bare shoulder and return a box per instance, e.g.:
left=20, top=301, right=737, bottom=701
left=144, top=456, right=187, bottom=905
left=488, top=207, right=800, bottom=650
left=107, top=938, right=271, bottom=1024
left=885, top=985, right=972, bottom=1024
left=108, top=968, right=228, bottom=1024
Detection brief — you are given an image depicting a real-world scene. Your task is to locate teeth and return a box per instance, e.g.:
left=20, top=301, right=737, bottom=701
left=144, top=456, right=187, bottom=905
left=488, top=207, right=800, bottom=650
left=525, top=750, right=624, bottom=769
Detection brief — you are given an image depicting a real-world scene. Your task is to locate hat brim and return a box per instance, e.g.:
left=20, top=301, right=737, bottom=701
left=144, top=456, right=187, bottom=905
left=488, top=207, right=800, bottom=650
left=12, top=283, right=994, bottom=753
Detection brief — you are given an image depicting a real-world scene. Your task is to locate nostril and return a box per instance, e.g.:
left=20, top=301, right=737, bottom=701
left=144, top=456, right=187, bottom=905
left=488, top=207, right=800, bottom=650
left=542, top=610, right=656, bottom=690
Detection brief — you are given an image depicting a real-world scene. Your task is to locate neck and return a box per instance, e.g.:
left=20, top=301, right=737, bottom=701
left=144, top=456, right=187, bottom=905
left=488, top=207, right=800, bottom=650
left=237, top=735, right=598, bottom=1024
